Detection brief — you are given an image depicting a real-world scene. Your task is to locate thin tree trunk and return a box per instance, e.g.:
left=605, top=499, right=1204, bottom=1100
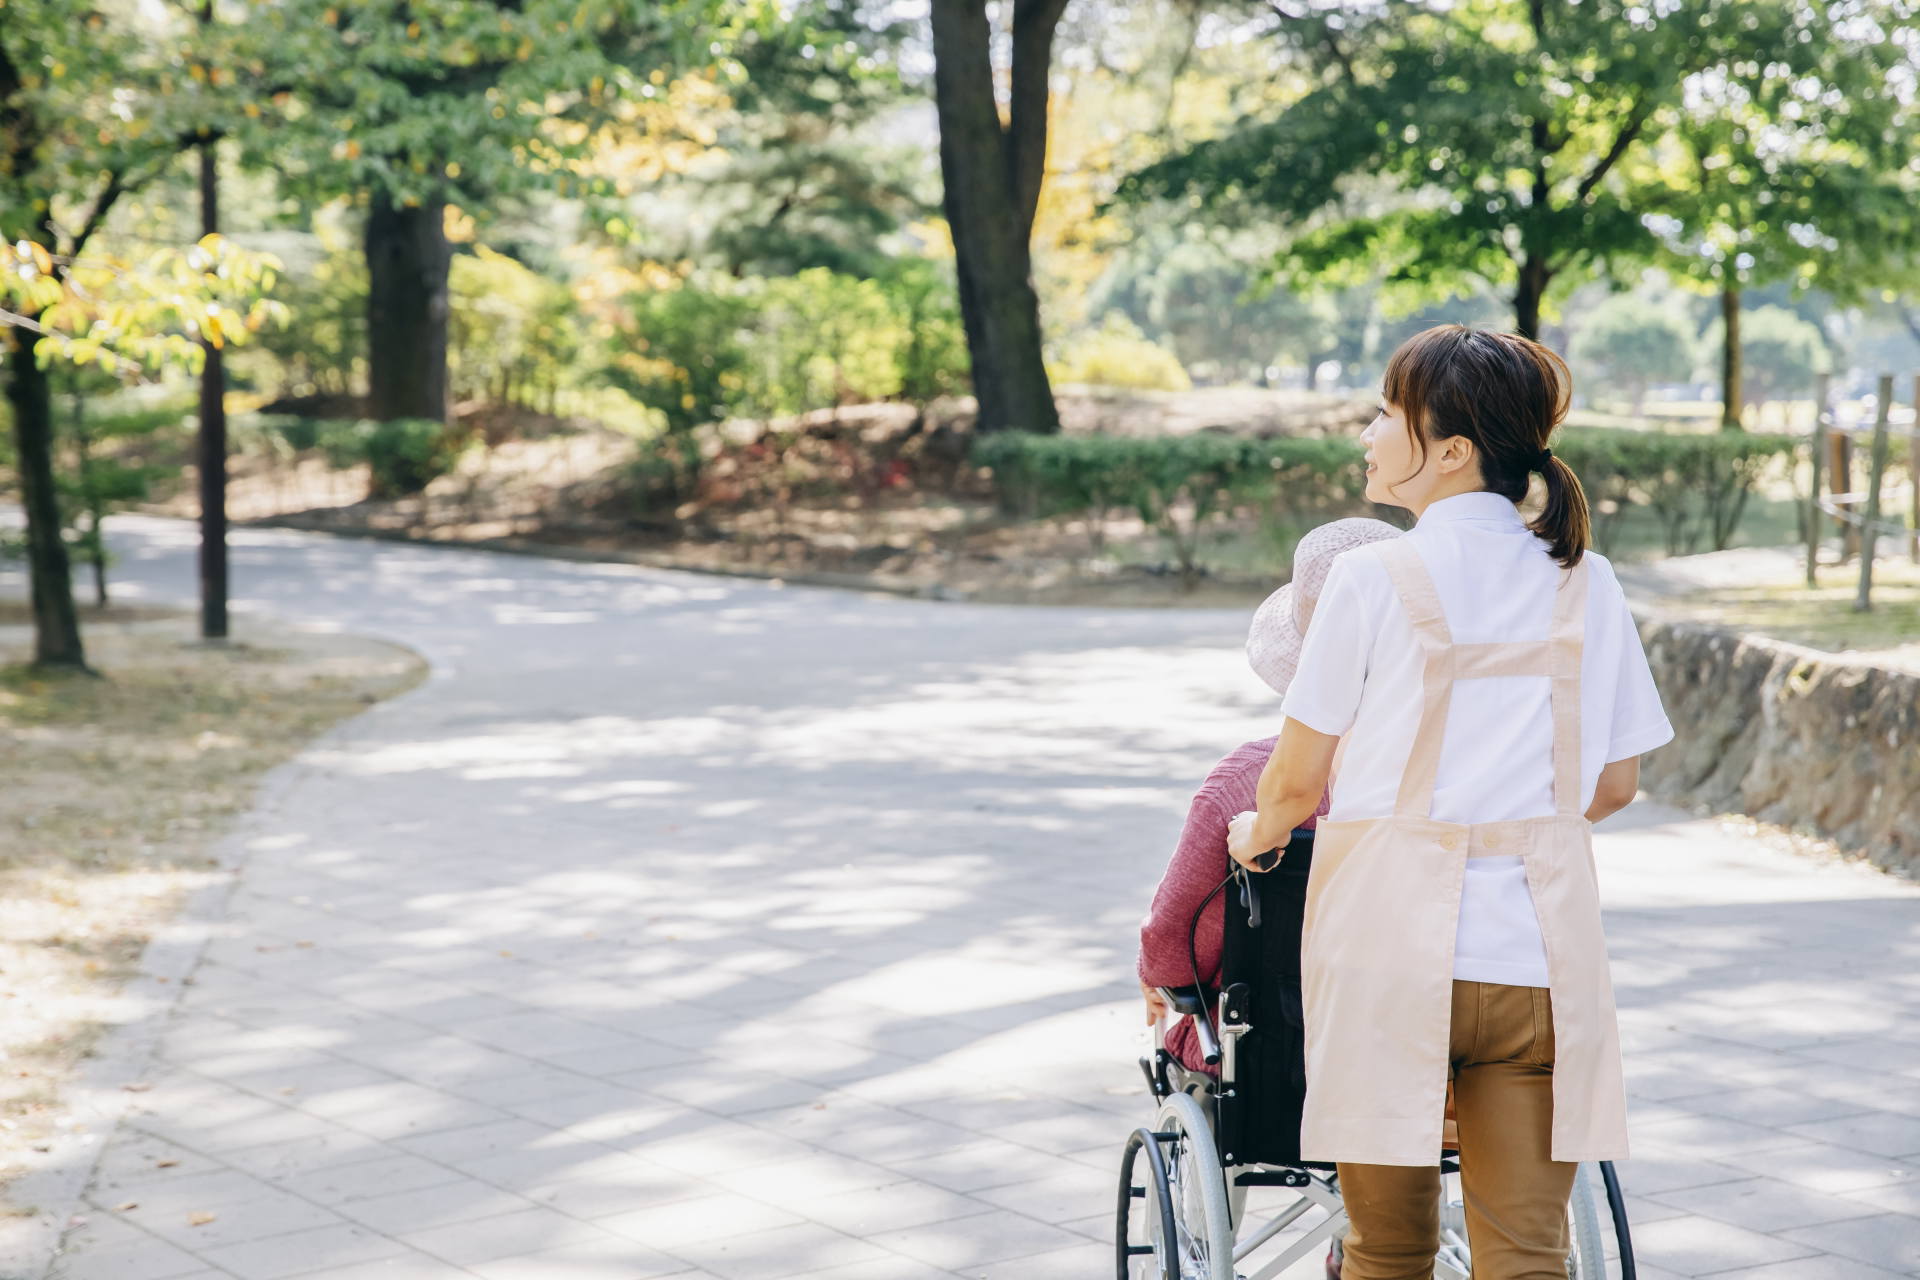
left=365, top=191, right=450, bottom=423
left=1720, top=284, right=1744, bottom=431
left=198, top=120, right=230, bottom=640
left=67, top=382, right=109, bottom=607
left=1513, top=255, right=1551, bottom=340
left=5, top=323, right=88, bottom=669
left=930, top=0, right=1061, bottom=433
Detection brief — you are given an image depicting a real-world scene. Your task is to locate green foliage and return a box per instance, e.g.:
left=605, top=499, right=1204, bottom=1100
left=975, top=426, right=1799, bottom=574
left=1576, top=295, right=1698, bottom=410
left=1048, top=314, right=1192, bottom=392
left=603, top=263, right=971, bottom=467
left=449, top=245, right=583, bottom=409
left=972, top=432, right=1371, bottom=577
left=250, top=243, right=367, bottom=401
left=876, top=259, right=971, bottom=404
left=1552, top=427, right=1799, bottom=555
left=312, top=418, right=469, bottom=498
left=1700, top=306, right=1829, bottom=405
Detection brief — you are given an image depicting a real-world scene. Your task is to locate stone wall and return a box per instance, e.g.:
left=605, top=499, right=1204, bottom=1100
left=1637, top=618, right=1920, bottom=876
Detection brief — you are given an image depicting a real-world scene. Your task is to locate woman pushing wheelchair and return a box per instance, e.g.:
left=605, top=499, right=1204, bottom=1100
left=1143, top=325, right=1672, bottom=1280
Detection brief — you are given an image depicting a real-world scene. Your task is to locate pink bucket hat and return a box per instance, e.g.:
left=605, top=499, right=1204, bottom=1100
left=1247, top=517, right=1402, bottom=694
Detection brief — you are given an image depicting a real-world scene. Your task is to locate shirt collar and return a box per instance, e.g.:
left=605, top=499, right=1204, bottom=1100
left=1415, top=491, right=1525, bottom=530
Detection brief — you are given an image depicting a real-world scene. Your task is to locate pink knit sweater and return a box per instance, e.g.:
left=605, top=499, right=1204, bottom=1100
left=1136, top=737, right=1326, bottom=1076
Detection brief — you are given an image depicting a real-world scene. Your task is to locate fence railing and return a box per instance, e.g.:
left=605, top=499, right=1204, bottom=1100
left=1807, top=372, right=1920, bottom=610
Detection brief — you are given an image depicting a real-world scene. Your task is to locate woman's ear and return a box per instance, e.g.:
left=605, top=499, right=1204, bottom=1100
left=1437, top=435, right=1476, bottom=476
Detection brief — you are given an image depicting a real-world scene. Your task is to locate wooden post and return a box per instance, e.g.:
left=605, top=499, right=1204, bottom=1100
left=1830, top=417, right=1856, bottom=561
left=1910, top=374, right=1919, bottom=563
left=1854, top=375, right=1893, bottom=612
left=1807, top=374, right=1827, bottom=588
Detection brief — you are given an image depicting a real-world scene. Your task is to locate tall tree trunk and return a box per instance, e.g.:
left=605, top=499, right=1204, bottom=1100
left=1513, top=255, right=1551, bottom=340
left=930, top=0, right=1063, bottom=433
left=5, top=324, right=88, bottom=670
left=1720, top=283, right=1744, bottom=431
left=198, top=126, right=230, bottom=640
left=365, top=192, right=450, bottom=423
left=67, top=382, right=109, bottom=607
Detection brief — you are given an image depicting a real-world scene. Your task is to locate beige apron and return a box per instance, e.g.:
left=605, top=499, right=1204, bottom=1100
left=1297, top=539, right=1628, bottom=1167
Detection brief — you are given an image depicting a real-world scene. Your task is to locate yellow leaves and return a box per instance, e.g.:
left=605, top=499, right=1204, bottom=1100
left=443, top=205, right=476, bottom=244
left=48, top=60, right=66, bottom=80
left=406, top=21, right=421, bottom=39
left=323, top=7, right=338, bottom=25
left=332, top=139, right=362, bottom=161
left=243, top=102, right=260, bottom=119
left=516, top=37, right=533, bottom=61
left=188, top=63, right=208, bottom=83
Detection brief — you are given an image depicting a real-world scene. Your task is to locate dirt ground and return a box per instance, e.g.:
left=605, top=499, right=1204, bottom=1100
left=0, top=604, right=424, bottom=1191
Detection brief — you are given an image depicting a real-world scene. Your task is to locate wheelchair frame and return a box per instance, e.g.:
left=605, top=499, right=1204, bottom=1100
left=1117, top=829, right=1638, bottom=1280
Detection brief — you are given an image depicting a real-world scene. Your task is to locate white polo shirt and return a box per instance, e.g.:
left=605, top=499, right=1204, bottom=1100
left=1280, top=492, right=1674, bottom=987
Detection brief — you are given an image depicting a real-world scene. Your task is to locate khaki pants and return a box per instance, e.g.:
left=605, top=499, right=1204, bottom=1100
left=1337, top=981, right=1577, bottom=1280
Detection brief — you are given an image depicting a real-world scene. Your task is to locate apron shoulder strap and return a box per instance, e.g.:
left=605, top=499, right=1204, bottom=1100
left=1549, top=556, right=1592, bottom=816
left=1374, top=540, right=1453, bottom=818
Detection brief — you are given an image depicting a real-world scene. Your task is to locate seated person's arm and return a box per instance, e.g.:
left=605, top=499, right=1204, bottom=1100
left=1226, top=717, right=1338, bottom=870
left=1586, top=755, right=1640, bottom=823
left=1137, top=788, right=1234, bottom=1022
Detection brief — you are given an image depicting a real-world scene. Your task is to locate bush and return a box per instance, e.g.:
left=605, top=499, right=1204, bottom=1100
left=1574, top=295, right=1696, bottom=414
left=1554, top=426, right=1797, bottom=555
left=1047, top=314, right=1192, bottom=392
left=972, top=432, right=1372, bottom=578
left=312, top=418, right=468, bottom=498
left=973, top=426, right=1799, bottom=574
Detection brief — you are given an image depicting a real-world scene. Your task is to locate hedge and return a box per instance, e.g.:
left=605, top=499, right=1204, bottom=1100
left=971, top=427, right=1799, bottom=575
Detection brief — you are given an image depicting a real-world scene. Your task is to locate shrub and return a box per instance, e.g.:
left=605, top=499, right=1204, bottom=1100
left=973, top=426, right=1798, bottom=575
left=1554, top=426, right=1797, bottom=555
left=312, top=418, right=468, bottom=498
left=1048, top=314, right=1192, bottom=392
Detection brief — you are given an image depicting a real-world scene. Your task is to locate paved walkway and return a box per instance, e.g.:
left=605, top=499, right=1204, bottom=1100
left=21, top=518, right=1920, bottom=1279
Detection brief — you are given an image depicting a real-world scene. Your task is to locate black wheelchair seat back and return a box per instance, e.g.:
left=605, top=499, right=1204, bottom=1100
left=1214, top=827, right=1322, bottom=1169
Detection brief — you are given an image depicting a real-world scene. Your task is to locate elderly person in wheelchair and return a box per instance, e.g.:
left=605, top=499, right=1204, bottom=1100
left=1125, top=516, right=1637, bottom=1280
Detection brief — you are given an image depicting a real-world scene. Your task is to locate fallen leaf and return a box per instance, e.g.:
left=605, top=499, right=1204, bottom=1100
left=187, top=1211, right=216, bottom=1227
left=121, top=1082, right=152, bottom=1093
left=155, top=1159, right=179, bottom=1169
left=114, top=1201, right=137, bottom=1212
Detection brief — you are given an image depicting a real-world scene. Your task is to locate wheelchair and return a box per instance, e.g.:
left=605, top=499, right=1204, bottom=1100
left=1118, top=828, right=1638, bottom=1279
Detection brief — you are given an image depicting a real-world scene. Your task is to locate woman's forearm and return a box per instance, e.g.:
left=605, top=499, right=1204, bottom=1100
left=1249, top=718, right=1340, bottom=846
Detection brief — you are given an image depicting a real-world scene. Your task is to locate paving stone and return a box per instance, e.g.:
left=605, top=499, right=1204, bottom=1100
left=196, top=1221, right=411, bottom=1279
left=1629, top=1213, right=1822, bottom=1276
left=660, top=1221, right=896, bottom=1280
left=397, top=1208, right=623, bottom=1267
left=48, top=1214, right=212, bottom=1280
left=593, top=1191, right=807, bottom=1249
left=862, top=1211, right=1089, bottom=1271
left=1778, top=1212, right=1920, bottom=1272
left=1649, top=1176, right=1880, bottom=1234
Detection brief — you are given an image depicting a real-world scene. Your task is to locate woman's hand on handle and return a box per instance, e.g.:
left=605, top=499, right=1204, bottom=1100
left=1226, top=810, right=1279, bottom=872
left=1140, top=980, right=1170, bottom=1026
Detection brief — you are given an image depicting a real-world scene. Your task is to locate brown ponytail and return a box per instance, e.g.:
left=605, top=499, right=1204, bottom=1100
left=1531, top=454, right=1590, bottom=568
left=1382, top=325, right=1591, bottom=567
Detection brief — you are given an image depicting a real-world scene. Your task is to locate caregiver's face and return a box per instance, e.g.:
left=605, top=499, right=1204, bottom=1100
left=1361, top=397, right=1430, bottom=508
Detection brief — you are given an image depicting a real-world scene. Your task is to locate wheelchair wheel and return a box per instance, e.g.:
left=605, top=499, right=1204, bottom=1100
left=1117, top=1091, right=1235, bottom=1280
left=1117, top=1125, right=1178, bottom=1279
left=1566, top=1162, right=1607, bottom=1278
left=1160, top=1090, right=1237, bottom=1280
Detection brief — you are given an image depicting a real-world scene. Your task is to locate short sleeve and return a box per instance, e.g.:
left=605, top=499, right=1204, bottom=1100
left=1598, top=571, right=1674, bottom=762
left=1279, top=552, right=1374, bottom=737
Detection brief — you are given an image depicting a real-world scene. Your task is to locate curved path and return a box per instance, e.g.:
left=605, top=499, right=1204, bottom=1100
left=24, top=517, right=1920, bottom=1279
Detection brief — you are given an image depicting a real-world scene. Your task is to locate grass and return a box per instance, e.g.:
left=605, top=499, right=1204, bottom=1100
left=0, top=602, right=424, bottom=1187
left=1671, top=558, right=1920, bottom=655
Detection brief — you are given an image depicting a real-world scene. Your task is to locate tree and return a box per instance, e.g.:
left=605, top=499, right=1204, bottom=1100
left=1574, top=293, right=1696, bottom=415
left=1121, top=0, right=1776, bottom=339
left=1701, top=304, right=1826, bottom=408
left=1626, top=5, right=1918, bottom=429
left=929, top=0, right=1068, bottom=432
left=231, top=1, right=721, bottom=424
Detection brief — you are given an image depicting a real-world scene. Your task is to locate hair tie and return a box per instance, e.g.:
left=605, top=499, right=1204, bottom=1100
left=1535, top=447, right=1553, bottom=471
